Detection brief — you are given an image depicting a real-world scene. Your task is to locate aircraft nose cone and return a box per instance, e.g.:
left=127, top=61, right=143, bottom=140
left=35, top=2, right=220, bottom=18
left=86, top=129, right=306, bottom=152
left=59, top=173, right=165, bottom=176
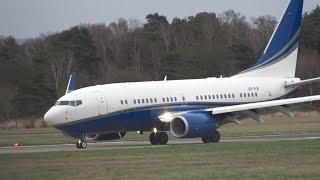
left=44, top=109, right=55, bottom=125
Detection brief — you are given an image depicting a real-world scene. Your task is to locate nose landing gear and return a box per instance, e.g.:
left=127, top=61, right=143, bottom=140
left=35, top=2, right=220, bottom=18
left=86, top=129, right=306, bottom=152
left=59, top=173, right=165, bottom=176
left=76, top=139, right=87, bottom=149
left=149, top=132, right=169, bottom=145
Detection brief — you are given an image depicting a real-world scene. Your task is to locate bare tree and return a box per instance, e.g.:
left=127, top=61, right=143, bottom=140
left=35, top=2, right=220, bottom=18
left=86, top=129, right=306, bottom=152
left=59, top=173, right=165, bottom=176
left=150, top=42, right=162, bottom=79
left=201, top=14, right=218, bottom=49
left=89, top=24, right=113, bottom=72
left=220, top=10, right=250, bottom=46
left=50, top=52, right=74, bottom=95
left=159, top=23, right=170, bottom=53
left=107, top=19, right=129, bottom=63
left=251, top=16, right=277, bottom=51
left=129, top=29, right=143, bottom=78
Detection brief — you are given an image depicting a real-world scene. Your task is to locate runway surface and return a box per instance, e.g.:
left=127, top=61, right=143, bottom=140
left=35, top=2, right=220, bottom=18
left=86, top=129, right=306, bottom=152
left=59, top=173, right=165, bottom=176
left=1, top=133, right=319, bottom=154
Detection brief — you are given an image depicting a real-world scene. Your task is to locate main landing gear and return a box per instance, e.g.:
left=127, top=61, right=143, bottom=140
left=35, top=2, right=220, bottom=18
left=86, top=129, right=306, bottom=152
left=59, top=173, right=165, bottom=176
left=201, top=130, right=221, bottom=144
left=149, top=132, right=169, bottom=145
left=76, top=139, right=87, bottom=149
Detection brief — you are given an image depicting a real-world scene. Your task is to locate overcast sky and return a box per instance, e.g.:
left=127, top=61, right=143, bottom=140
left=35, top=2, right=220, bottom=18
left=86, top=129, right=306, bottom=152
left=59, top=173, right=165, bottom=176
left=0, top=0, right=319, bottom=38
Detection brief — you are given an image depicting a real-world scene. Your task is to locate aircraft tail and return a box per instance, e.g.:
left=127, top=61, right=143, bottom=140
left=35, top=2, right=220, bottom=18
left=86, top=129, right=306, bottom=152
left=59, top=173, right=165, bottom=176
left=235, top=0, right=303, bottom=78
left=65, top=72, right=77, bottom=94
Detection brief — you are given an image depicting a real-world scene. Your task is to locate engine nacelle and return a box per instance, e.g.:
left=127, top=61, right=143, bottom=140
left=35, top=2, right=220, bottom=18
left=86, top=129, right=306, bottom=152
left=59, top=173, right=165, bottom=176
left=170, top=112, right=216, bottom=138
left=85, top=132, right=126, bottom=141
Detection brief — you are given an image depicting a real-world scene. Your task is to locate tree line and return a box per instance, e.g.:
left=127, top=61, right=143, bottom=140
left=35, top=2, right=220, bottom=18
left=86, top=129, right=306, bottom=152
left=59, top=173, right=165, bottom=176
left=0, top=6, right=319, bottom=123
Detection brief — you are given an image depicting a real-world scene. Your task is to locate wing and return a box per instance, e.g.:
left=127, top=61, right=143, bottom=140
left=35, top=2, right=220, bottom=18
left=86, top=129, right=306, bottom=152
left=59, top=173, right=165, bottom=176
left=206, top=95, right=320, bottom=115
left=159, top=95, right=320, bottom=127
left=206, top=95, right=320, bottom=127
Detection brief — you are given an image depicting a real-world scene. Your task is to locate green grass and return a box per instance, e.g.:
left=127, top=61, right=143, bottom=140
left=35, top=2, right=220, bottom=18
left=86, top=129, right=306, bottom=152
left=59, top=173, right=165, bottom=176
left=0, top=140, right=319, bottom=179
left=0, top=113, right=320, bottom=147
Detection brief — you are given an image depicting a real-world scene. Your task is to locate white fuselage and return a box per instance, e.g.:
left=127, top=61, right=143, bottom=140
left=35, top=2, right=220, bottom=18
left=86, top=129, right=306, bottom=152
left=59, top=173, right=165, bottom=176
left=44, top=77, right=299, bottom=127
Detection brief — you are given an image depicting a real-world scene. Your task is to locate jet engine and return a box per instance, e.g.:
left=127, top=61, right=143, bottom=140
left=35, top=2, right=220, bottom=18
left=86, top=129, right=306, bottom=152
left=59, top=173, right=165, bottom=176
left=170, top=112, right=216, bottom=138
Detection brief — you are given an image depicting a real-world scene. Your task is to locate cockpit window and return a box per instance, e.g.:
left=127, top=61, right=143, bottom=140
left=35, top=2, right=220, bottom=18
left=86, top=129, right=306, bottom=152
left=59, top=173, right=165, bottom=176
left=55, top=100, right=83, bottom=106
left=57, top=101, right=70, bottom=106
left=69, top=101, right=76, bottom=107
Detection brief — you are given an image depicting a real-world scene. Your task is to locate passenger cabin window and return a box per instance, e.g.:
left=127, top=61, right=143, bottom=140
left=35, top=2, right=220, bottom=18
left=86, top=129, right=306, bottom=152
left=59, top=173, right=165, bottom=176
left=76, top=100, right=82, bottom=106
left=120, top=100, right=124, bottom=105
left=154, top=98, right=157, bottom=103
left=146, top=99, right=149, bottom=103
left=125, top=100, right=128, bottom=104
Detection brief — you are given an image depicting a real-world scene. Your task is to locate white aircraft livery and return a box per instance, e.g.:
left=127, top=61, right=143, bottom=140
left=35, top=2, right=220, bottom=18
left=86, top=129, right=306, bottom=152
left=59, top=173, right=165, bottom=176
left=44, top=0, right=320, bottom=149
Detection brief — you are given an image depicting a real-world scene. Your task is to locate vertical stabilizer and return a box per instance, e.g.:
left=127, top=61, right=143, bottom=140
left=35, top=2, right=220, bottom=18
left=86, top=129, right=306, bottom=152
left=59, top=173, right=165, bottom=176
left=66, top=72, right=77, bottom=94
left=235, top=0, right=303, bottom=78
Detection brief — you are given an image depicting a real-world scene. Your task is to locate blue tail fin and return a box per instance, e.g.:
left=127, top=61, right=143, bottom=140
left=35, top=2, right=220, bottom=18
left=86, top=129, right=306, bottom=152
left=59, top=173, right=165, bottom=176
left=235, top=0, right=304, bottom=77
left=66, top=72, right=77, bottom=94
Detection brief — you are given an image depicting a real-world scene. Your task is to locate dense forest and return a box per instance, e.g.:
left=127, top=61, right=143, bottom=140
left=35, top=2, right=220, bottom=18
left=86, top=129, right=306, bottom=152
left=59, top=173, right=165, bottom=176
left=0, top=6, right=320, bottom=125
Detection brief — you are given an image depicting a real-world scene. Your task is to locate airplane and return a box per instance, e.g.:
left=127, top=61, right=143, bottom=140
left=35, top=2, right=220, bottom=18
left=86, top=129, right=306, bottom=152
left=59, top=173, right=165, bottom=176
left=44, top=0, right=320, bottom=149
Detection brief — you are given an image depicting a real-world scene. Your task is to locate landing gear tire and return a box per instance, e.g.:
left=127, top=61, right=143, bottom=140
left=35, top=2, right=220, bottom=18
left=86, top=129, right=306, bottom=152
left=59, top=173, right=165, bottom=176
left=76, top=139, right=87, bottom=149
left=201, top=130, right=221, bottom=144
left=159, top=132, right=169, bottom=145
left=149, top=132, right=169, bottom=145
left=150, top=132, right=160, bottom=145
left=76, top=142, right=81, bottom=149
left=210, top=130, right=220, bottom=143
left=201, top=136, right=211, bottom=144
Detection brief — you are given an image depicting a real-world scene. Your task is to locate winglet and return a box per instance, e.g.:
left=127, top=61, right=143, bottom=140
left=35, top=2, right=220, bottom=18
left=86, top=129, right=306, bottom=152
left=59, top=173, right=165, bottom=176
left=164, top=76, right=168, bottom=81
left=66, top=72, right=77, bottom=94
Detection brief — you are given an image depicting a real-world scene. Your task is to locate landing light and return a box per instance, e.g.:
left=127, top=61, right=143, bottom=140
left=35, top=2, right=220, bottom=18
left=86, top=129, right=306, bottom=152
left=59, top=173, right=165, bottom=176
left=153, top=128, right=158, bottom=133
left=159, top=112, right=173, bottom=123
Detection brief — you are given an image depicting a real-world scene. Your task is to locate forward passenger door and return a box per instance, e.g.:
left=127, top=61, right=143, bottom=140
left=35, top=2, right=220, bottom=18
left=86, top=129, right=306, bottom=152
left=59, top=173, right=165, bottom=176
left=94, top=91, right=108, bottom=115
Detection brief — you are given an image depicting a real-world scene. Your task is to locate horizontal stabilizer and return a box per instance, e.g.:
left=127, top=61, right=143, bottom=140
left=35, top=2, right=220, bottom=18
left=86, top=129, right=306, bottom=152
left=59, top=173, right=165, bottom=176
left=285, top=77, right=320, bottom=88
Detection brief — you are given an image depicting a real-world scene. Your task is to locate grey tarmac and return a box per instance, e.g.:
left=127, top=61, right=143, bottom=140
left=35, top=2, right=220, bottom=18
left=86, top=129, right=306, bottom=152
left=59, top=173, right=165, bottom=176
left=0, top=133, right=319, bottom=154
